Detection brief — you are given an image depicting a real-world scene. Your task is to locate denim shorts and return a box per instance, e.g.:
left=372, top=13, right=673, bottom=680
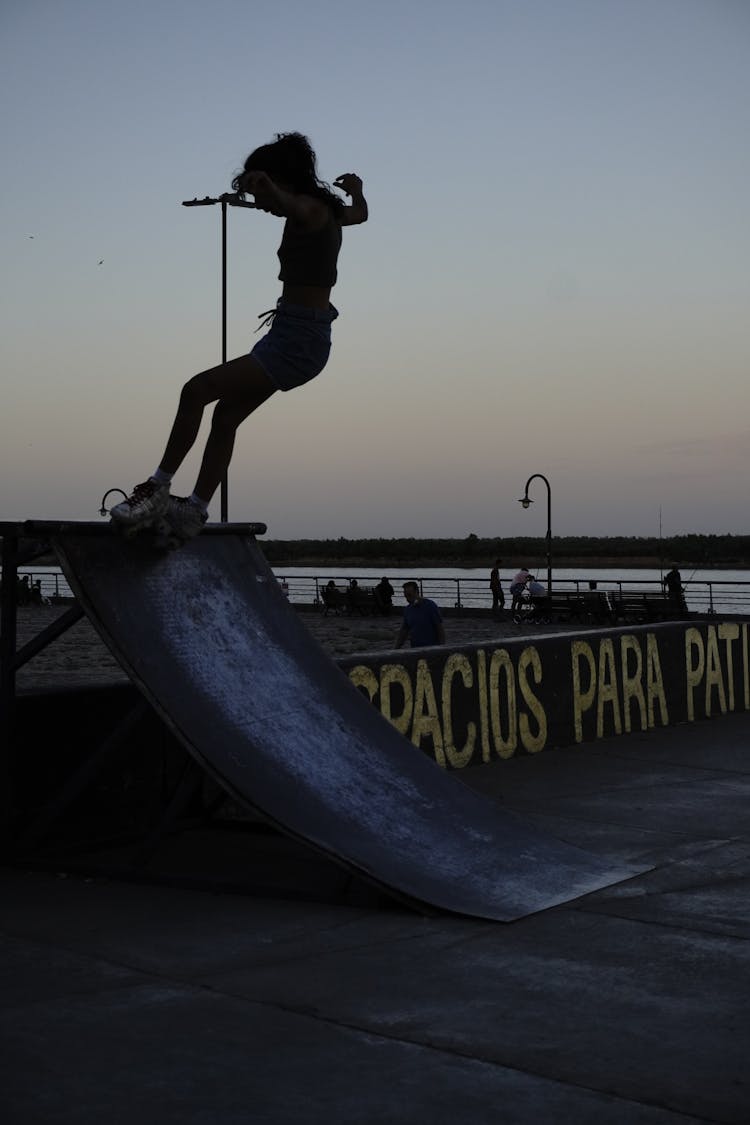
left=250, top=300, right=339, bottom=392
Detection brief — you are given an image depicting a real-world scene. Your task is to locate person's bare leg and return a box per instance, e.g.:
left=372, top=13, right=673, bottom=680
left=158, top=354, right=274, bottom=477
left=192, top=358, right=275, bottom=503
left=112, top=355, right=274, bottom=528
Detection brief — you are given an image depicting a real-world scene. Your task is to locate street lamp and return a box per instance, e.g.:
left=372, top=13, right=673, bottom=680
left=518, top=474, right=552, bottom=595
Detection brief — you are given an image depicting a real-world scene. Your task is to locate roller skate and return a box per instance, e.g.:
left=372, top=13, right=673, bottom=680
left=109, top=479, right=171, bottom=542
left=161, top=495, right=208, bottom=550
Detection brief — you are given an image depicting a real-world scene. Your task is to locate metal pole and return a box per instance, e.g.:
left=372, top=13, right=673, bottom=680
left=181, top=193, right=257, bottom=523
left=519, top=473, right=553, bottom=596
left=545, top=480, right=552, bottom=597
left=221, top=198, right=228, bottom=521
left=0, top=530, right=18, bottom=842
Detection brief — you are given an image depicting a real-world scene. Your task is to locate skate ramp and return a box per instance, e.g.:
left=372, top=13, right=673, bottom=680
left=49, top=522, right=645, bottom=920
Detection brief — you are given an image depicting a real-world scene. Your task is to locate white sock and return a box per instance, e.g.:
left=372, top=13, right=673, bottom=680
left=151, top=468, right=173, bottom=485
left=189, top=492, right=209, bottom=513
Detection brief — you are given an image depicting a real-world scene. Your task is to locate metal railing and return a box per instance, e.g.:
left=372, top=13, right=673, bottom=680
left=12, top=569, right=750, bottom=618
left=274, top=574, right=750, bottom=618
left=11, top=571, right=70, bottom=602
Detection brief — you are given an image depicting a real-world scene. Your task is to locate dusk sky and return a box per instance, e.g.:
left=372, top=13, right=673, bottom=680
left=2, top=0, right=748, bottom=540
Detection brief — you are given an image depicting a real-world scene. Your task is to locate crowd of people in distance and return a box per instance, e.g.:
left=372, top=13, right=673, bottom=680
left=493, top=560, right=687, bottom=624
left=322, top=576, right=445, bottom=648
left=323, top=576, right=396, bottom=616
left=361, top=560, right=688, bottom=647
left=4, top=575, right=52, bottom=607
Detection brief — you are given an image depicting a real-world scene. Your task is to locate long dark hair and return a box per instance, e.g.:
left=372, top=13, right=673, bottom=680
left=232, top=133, right=344, bottom=215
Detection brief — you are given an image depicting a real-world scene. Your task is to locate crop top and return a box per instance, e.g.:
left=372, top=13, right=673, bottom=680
left=277, top=211, right=342, bottom=288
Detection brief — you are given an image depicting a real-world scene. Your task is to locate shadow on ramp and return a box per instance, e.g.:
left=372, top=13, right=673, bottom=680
left=50, top=523, right=645, bottom=921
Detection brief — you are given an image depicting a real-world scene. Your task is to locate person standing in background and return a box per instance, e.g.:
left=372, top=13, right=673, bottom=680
left=664, top=564, right=687, bottom=612
left=395, top=581, right=445, bottom=648
left=489, top=558, right=504, bottom=617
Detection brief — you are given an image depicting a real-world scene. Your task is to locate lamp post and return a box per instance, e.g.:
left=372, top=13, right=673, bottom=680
left=518, top=473, right=552, bottom=595
left=181, top=192, right=257, bottom=522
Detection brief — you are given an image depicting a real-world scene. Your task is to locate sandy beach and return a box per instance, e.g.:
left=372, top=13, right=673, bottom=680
left=7, top=603, right=568, bottom=691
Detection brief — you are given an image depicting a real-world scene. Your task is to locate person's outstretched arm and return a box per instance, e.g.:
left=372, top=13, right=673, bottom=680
left=334, top=173, right=368, bottom=225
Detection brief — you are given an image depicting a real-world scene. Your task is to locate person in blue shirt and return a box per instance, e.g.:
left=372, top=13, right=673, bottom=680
left=395, top=581, right=445, bottom=648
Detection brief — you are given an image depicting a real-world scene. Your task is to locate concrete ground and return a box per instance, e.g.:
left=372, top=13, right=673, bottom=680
left=9, top=603, right=576, bottom=689
left=2, top=711, right=750, bottom=1124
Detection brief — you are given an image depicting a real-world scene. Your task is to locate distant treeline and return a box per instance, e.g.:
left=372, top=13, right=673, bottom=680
left=262, top=533, right=750, bottom=568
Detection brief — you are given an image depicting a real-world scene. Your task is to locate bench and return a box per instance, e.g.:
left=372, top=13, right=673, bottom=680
left=578, top=591, right=616, bottom=624
left=609, top=592, right=685, bottom=624
left=321, top=586, right=347, bottom=615
left=321, top=585, right=377, bottom=616
left=514, top=591, right=610, bottom=625
left=348, top=586, right=378, bottom=615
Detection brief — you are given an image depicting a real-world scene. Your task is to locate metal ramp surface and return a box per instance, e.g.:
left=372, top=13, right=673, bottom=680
left=49, top=523, right=644, bottom=920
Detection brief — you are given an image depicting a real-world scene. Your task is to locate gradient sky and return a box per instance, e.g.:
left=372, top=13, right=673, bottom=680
left=2, top=0, right=748, bottom=539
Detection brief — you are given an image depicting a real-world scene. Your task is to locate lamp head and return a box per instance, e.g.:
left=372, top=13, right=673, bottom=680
left=519, top=496, right=532, bottom=509
left=99, top=488, right=128, bottom=517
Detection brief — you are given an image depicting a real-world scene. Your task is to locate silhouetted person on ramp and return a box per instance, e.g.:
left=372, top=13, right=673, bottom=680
left=110, top=133, right=368, bottom=546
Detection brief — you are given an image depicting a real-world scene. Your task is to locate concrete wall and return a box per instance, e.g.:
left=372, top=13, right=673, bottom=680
left=9, top=617, right=748, bottom=848
left=338, top=619, right=750, bottom=770
left=14, top=620, right=750, bottom=790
